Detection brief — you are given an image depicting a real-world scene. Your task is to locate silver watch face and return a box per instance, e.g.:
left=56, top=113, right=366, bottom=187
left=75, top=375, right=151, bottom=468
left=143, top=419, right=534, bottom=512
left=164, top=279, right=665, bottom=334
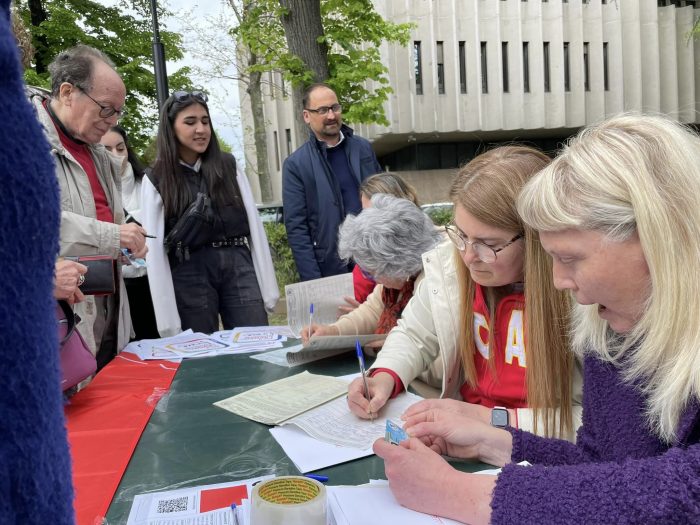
left=491, top=408, right=509, bottom=428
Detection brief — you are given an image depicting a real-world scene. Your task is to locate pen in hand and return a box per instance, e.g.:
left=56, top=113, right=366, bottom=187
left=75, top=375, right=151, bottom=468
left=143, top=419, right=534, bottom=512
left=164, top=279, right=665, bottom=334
left=144, top=234, right=157, bottom=239
left=308, top=302, right=314, bottom=333
left=356, top=339, right=374, bottom=420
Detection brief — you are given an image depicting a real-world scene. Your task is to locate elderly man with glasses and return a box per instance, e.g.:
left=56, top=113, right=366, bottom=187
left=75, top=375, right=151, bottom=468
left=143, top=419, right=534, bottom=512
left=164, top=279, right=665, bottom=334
left=283, top=83, right=382, bottom=281
left=28, top=44, right=147, bottom=371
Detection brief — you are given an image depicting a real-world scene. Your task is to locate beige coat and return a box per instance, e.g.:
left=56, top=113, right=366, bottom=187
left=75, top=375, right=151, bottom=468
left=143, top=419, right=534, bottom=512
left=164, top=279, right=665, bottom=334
left=29, top=87, right=132, bottom=355
left=371, top=239, right=584, bottom=438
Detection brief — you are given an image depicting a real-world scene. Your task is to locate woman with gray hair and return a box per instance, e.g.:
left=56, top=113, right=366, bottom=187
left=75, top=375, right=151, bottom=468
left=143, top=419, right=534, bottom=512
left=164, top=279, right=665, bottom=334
left=301, top=193, right=442, bottom=346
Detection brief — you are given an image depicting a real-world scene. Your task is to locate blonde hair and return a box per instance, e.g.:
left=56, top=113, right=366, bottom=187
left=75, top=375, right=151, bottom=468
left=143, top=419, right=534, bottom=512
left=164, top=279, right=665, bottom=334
left=451, top=146, right=573, bottom=437
left=517, top=113, right=700, bottom=442
left=360, top=172, right=420, bottom=206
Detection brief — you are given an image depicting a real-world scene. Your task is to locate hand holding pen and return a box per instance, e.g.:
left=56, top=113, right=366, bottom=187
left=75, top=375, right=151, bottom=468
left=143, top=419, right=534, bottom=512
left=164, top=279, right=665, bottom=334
left=347, top=369, right=396, bottom=420
left=355, top=340, right=375, bottom=421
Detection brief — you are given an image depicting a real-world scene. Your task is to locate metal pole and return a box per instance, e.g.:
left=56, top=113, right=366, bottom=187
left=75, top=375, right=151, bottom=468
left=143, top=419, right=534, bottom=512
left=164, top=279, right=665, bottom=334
left=150, top=0, right=169, bottom=110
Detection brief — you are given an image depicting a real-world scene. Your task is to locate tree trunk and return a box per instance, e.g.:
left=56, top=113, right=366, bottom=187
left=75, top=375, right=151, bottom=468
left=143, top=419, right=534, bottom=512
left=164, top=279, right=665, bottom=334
left=27, top=0, right=49, bottom=74
left=247, top=54, right=274, bottom=202
left=278, top=0, right=329, bottom=146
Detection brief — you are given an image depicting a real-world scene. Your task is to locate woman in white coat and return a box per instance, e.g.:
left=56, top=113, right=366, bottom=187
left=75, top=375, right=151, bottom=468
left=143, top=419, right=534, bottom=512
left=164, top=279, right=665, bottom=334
left=141, top=91, right=278, bottom=335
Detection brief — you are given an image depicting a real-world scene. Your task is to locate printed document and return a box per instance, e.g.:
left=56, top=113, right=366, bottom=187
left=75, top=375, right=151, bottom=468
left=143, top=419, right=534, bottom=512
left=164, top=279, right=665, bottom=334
left=213, top=371, right=348, bottom=425
left=126, top=476, right=270, bottom=525
left=285, top=273, right=354, bottom=335
left=304, top=333, right=387, bottom=351
left=250, top=344, right=349, bottom=368
left=282, top=391, right=422, bottom=450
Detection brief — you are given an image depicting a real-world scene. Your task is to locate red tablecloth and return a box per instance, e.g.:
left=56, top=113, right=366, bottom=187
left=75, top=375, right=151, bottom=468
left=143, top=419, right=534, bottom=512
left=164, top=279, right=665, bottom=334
left=65, top=353, right=180, bottom=525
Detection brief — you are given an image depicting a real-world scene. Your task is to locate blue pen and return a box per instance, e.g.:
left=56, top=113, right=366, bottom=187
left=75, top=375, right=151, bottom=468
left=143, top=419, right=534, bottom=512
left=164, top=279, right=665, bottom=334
left=305, top=474, right=329, bottom=483
left=230, top=502, right=240, bottom=525
left=356, top=339, right=374, bottom=420
left=309, top=303, right=314, bottom=331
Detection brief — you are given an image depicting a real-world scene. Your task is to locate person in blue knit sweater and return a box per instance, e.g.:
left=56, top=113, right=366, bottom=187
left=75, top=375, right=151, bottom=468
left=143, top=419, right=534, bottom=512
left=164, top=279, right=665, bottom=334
left=375, top=114, right=700, bottom=524
left=0, top=2, right=74, bottom=523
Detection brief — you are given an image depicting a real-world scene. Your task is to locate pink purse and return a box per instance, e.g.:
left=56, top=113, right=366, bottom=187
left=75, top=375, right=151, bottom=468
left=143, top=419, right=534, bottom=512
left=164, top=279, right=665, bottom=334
left=57, top=300, right=96, bottom=391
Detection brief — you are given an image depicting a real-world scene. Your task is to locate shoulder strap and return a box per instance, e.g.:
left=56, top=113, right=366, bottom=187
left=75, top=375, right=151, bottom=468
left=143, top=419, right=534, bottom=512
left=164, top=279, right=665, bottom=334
left=144, top=167, right=159, bottom=192
left=58, top=300, right=77, bottom=345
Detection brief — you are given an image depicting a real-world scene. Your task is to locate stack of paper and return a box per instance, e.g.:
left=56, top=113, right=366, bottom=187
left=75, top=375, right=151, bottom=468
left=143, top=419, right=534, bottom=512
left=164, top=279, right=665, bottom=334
left=212, top=326, right=295, bottom=353
left=123, top=326, right=297, bottom=362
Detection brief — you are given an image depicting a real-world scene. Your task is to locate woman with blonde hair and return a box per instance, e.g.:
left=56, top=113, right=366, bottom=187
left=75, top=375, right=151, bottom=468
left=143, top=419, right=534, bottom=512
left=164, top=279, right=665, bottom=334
left=348, top=145, right=579, bottom=438
left=377, top=114, right=700, bottom=524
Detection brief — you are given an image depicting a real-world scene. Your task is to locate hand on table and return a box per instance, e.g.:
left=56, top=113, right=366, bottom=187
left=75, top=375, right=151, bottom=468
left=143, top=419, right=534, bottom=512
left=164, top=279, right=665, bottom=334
left=401, top=400, right=513, bottom=466
left=373, top=437, right=495, bottom=525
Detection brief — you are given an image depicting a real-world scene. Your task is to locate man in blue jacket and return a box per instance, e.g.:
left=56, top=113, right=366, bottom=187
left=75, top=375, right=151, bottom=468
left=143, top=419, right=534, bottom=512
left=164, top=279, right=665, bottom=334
left=283, top=83, right=382, bottom=281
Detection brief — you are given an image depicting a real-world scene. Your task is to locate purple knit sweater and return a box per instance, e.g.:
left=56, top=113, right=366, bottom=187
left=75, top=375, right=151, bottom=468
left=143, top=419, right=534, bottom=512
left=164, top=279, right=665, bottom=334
left=491, top=355, right=700, bottom=524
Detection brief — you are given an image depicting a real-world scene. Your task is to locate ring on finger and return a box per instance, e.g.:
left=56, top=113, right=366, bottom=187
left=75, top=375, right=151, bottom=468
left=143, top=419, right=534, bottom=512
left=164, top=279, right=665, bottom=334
left=77, top=274, right=85, bottom=287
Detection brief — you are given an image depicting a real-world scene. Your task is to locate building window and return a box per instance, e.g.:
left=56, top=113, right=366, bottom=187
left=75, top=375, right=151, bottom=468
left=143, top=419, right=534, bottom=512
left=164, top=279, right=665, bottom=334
left=459, top=41, right=467, bottom=94
left=285, top=128, right=292, bottom=157
left=583, top=42, right=590, bottom=91
left=564, top=42, right=570, bottom=92
left=522, top=42, right=530, bottom=93
left=481, top=41, right=488, bottom=93
left=501, top=42, right=509, bottom=93
left=414, top=41, right=423, bottom=95
left=543, top=41, right=550, bottom=93
left=273, top=131, right=280, bottom=171
left=437, top=41, right=445, bottom=94
left=603, top=42, right=609, bottom=91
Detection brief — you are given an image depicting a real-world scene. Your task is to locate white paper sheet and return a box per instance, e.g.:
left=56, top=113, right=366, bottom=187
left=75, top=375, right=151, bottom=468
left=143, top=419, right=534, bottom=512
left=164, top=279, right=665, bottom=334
left=282, top=392, right=422, bottom=449
left=285, top=274, right=354, bottom=336
left=213, top=371, right=349, bottom=425
left=250, top=344, right=350, bottom=367
left=269, top=424, right=373, bottom=473
left=328, top=483, right=465, bottom=525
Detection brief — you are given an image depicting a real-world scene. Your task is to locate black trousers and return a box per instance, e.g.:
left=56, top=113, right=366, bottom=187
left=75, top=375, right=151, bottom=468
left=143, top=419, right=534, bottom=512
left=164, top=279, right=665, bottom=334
left=170, top=244, right=268, bottom=334
left=124, top=275, right=160, bottom=340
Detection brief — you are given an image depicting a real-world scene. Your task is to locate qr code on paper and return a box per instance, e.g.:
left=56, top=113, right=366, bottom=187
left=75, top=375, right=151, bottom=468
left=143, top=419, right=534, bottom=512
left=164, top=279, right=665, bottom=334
left=155, top=496, right=189, bottom=514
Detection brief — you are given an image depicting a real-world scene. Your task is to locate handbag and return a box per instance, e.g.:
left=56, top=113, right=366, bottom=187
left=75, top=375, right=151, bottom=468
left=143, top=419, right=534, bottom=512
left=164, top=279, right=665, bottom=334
left=57, top=300, right=96, bottom=391
left=65, top=255, right=116, bottom=295
left=164, top=191, right=214, bottom=261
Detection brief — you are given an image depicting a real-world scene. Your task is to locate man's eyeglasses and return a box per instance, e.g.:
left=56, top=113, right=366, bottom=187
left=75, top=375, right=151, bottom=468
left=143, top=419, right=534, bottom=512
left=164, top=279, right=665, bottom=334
left=76, top=86, right=126, bottom=119
left=445, top=222, right=523, bottom=263
left=172, top=90, right=209, bottom=104
left=305, top=103, right=342, bottom=116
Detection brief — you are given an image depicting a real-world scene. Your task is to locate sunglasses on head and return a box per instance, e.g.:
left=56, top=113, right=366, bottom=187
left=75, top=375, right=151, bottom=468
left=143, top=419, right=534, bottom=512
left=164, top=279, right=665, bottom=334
left=172, top=90, right=209, bottom=104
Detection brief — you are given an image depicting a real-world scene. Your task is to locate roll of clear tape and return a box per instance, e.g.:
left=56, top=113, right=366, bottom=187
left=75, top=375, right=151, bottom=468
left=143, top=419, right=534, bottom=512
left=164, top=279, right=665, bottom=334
left=250, top=476, right=327, bottom=525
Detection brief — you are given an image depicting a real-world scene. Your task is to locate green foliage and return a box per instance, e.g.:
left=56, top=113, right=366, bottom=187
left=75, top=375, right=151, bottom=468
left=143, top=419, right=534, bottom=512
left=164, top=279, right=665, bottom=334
left=426, top=207, right=453, bottom=227
left=15, top=0, right=194, bottom=155
left=263, top=222, right=300, bottom=290
left=232, top=0, right=413, bottom=126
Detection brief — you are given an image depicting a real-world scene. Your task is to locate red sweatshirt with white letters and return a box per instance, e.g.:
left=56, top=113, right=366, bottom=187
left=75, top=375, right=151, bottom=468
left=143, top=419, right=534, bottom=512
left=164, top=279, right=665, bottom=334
left=460, top=284, right=527, bottom=409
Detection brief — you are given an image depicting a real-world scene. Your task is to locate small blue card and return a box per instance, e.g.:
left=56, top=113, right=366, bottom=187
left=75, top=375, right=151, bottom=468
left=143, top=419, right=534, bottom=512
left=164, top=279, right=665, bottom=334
left=385, top=419, right=408, bottom=445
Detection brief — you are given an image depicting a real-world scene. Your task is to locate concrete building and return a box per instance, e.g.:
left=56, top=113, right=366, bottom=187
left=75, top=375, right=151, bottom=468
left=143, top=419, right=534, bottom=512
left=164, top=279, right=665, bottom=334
left=240, top=0, right=700, bottom=204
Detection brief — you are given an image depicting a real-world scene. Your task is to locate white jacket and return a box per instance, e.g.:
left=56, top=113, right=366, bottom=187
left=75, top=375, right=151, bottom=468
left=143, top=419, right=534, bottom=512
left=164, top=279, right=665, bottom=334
left=372, top=239, right=584, bottom=438
left=141, top=164, right=279, bottom=337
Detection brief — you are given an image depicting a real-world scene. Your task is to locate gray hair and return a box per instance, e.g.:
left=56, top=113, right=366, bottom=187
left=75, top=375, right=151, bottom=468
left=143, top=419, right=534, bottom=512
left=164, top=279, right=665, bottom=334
left=48, top=44, right=115, bottom=97
left=338, top=194, right=441, bottom=280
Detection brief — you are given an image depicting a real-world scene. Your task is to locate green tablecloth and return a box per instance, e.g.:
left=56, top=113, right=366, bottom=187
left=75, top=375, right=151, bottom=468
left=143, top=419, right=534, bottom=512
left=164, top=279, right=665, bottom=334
left=105, top=349, right=487, bottom=522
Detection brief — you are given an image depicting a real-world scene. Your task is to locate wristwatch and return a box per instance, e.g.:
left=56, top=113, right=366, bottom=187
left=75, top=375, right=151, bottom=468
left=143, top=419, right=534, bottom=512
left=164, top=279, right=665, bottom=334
left=491, top=406, right=510, bottom=428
